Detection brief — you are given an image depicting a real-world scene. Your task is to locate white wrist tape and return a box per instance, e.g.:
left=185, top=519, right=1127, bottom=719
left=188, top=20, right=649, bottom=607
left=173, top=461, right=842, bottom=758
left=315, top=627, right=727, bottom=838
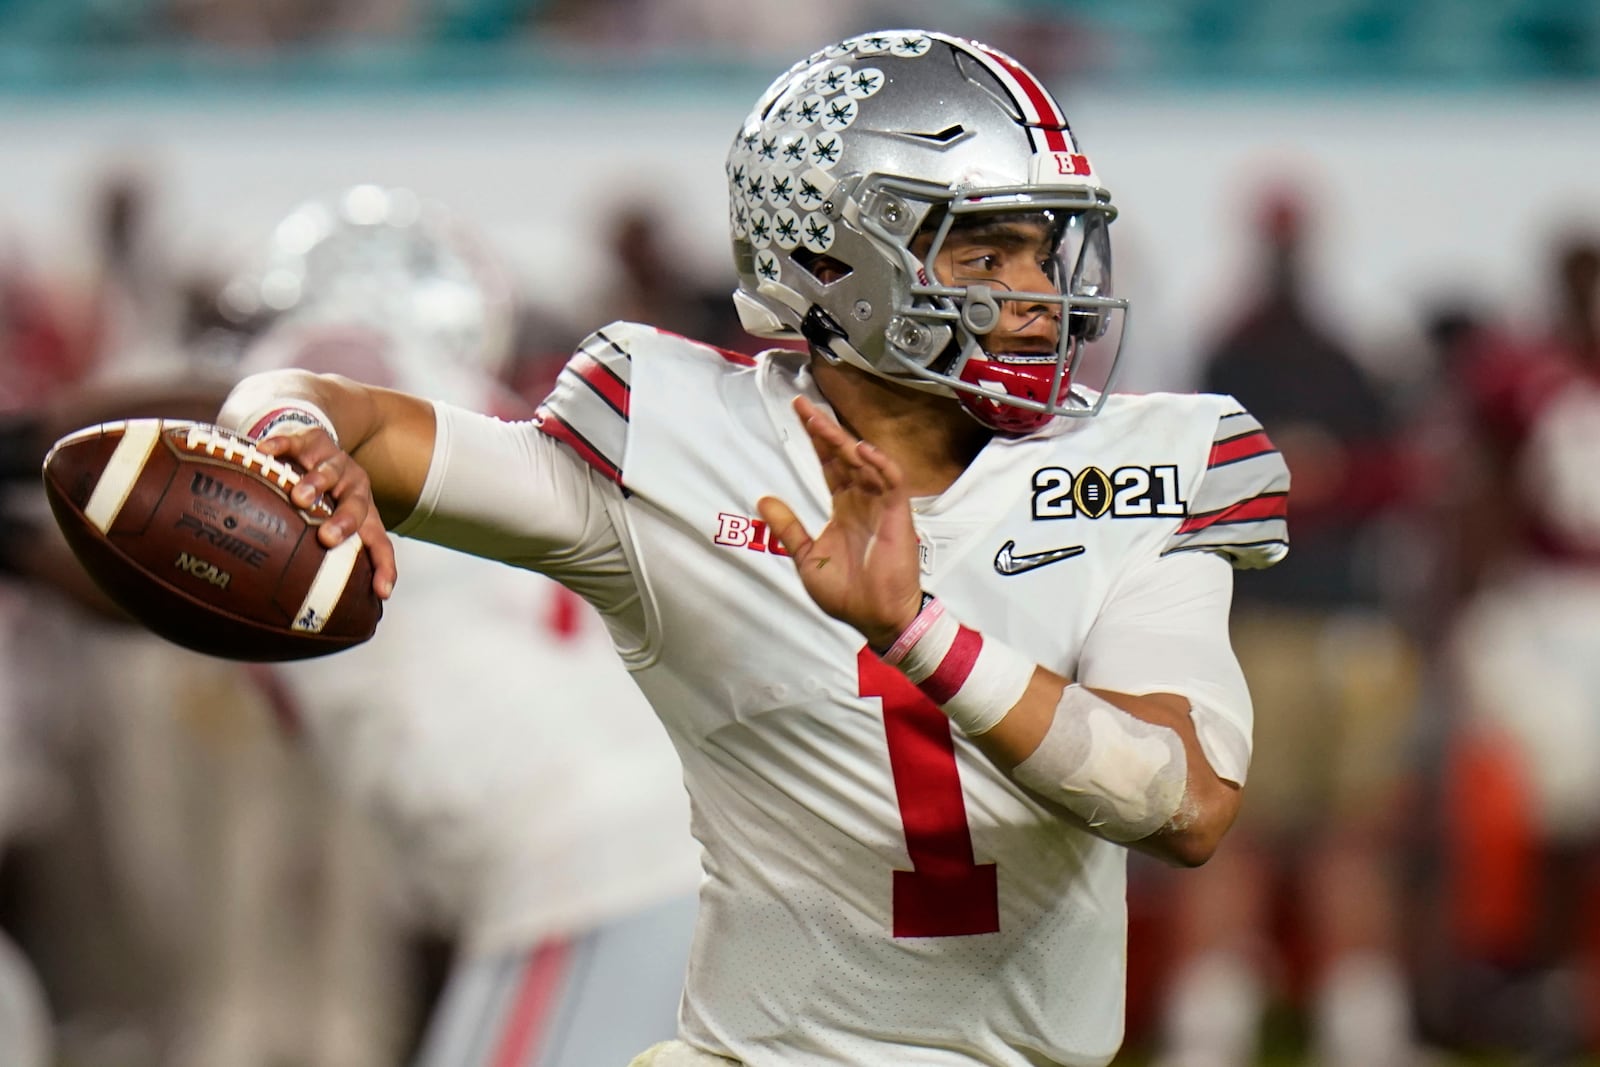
left=1011, top=684, right=1190, bottom=843
left=882, top=597, right=1034, bottom=736
left=238, top=402, right=339, bottom=447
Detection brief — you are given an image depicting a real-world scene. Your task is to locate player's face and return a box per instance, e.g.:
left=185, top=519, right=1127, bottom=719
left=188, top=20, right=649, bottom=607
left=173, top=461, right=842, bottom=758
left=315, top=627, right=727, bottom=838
left=920, top=216, right=1063, bottom=353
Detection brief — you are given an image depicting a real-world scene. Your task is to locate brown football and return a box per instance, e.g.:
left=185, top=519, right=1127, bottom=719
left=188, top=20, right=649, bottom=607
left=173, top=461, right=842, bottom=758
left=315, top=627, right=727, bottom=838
left=42, top=419, right=382, bottom=661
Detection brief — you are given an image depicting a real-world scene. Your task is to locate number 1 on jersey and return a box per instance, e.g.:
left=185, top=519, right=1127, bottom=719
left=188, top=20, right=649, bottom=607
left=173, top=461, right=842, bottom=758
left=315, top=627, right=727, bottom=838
left=858, top=649, right=1000, bottom=938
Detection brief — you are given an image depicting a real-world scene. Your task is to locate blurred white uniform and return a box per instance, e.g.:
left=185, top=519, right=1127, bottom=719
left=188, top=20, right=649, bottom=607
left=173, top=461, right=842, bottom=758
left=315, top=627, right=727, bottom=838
left=1452, top=378, right=1600, bottom=839
left=0, top=585, right=53, bottom=1067
left=241, top=325, right=698, bottom=947
left=231, top=187, right=699, bottom=1067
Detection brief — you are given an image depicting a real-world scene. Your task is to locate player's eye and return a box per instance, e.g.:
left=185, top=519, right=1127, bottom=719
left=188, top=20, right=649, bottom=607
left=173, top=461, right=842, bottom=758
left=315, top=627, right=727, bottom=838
left=955, top=252, right=1001, bottom=274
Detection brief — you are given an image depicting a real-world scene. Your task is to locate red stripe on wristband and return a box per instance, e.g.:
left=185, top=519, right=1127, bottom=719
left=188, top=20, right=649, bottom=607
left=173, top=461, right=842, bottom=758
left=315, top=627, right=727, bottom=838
left=918, top=625, right=983, bottom=705
left=249, top=407, right=324, bottom=440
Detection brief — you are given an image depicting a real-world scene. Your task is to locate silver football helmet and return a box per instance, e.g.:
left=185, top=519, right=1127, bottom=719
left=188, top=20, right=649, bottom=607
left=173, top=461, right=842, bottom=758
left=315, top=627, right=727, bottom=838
left=728, top=30, right=1128, bottom=434
left=221, top=184, right=516, bottom=385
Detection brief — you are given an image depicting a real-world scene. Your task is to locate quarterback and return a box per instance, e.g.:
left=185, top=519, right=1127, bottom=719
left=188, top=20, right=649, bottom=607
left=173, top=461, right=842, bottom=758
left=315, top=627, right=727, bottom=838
left=219, top=30, right=1289, bottom=1067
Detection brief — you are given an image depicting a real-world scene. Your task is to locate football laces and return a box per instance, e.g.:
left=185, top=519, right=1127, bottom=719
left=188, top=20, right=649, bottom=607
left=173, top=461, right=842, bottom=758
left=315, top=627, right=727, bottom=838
left=178, top=423, right=334, bottom=517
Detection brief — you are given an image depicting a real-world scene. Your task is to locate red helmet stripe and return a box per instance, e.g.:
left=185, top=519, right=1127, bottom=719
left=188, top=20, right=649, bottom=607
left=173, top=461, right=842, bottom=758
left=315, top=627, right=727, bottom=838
left=966, top=41, right=1071, bottom=154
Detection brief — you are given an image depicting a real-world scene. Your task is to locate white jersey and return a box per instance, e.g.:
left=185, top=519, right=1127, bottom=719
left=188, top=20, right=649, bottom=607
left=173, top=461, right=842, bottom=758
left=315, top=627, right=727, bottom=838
left=397, top=322, right=1289, bottom=1066
left=241, top=323, right=699, bottom=950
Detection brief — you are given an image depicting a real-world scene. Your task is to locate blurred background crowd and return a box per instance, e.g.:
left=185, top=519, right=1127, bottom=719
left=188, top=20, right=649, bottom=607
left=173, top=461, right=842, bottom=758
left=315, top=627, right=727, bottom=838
left=2, top=2, right=1600, bottom=1066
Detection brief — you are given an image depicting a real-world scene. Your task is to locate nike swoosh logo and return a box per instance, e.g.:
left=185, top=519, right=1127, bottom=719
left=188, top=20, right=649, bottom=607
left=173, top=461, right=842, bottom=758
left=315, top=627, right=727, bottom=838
left=993, top=540, right=1086, bottom=576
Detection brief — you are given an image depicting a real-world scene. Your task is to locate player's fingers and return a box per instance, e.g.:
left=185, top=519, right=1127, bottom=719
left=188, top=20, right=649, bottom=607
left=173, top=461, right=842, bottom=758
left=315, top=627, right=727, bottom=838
left=315, top=458, right=384, bottom=541
left=815, top=450, right=852, bottom=495
left=848, top=441, right=892, bottom=493
left=317, top=502, right=394, bottom=598
left=802, top=413, right=862, bottom=463
left=857, top=440, right=904, bottom=493
left=256, top=427, right=337, bottom=467
left=327, top=461, right=377, bottom=513
left=293, top=464, right=333, bottom=509
left=255, top=430, right=342, bottom=508
left=316, top=496, right=357, bottom=546
left=756, top=495, right=813, bottom=560
left=361, top=520, right=398, bottom=599
left=793, top=394, right=824, bottom=425
left=800, top=415, right=845, bottom=477
left=793, top=397, right=865, bottom=466
left=804, top=423, right=886, bottom=501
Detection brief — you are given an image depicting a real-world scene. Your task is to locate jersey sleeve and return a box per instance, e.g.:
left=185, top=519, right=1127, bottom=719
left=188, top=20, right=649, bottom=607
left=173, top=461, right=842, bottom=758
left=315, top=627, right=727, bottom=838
left=1077, top=549, right=1254, bottom=785
left=391, top=401, right=639, bottom=619
left=530, top=323, right=644, bottom=486
left=1163, top=403, right=1290, bottom=569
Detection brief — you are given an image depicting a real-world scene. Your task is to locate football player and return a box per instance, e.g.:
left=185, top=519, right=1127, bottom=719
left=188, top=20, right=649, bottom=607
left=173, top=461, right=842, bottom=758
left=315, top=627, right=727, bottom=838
left=1437, top=236, right=1600, bottom=1061
left=219, top=31, right=1289, bottom=1067
left=219, top=185, right=702, bottom=1067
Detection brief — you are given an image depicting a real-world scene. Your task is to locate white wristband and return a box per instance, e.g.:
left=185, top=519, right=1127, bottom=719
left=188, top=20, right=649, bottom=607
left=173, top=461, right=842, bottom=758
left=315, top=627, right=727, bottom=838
left=238, top=402, right=339, bottom=447
left=882, top=597, right=1035, bottom=736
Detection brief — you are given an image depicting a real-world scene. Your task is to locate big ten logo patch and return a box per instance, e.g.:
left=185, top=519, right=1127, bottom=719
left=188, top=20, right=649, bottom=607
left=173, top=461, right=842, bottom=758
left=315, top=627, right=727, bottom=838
left=1052, top=152, right=1092, bottom=176
left=713, top=512, right=791, bottom=555
left=1032, top=465, right=1187, bottom=520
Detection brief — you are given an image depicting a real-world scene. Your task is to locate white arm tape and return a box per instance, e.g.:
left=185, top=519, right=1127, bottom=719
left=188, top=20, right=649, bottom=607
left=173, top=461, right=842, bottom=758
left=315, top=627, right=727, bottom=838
left=884, top=597, right=1035, bottom=736
left=1011, top=684, right=1190, bottom=843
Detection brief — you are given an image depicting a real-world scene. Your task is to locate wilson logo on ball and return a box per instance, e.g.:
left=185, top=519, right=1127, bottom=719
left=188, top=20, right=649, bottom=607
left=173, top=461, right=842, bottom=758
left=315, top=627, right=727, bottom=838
left=189, top=471, right=251, bottom=509
left=188, top=471, right=291, bottom=539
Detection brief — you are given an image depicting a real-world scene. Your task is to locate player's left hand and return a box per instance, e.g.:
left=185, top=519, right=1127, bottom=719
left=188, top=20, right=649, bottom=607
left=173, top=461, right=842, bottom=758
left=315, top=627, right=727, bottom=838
left=758, top=396, right=923, bottom=650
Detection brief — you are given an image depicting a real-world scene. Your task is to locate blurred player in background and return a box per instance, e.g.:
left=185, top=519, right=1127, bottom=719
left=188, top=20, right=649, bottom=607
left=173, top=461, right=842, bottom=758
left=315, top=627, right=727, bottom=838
left=0, top=519, right=52, bottom=1067
left=220, top=30, right=1290, bottom=1066
left=2, top=179, right=292, bottom=1067
left=2, top=181, right=701, bottom=1067
left=1436, top=232, right=1600, bottom=1065
left=219, top=184, right=700, bottom=1067
left=1152, top=184, right=1420, bottom=1067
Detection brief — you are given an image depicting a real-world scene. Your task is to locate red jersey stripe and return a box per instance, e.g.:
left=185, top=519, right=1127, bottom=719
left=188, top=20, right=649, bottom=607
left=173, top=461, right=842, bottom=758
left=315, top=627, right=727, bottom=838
left=920, top=626, right=983, bottom=706
left=534, top=408, right=623, bottom=485
left=489, top=939, right=572, bottom=1067
left=1208, top=430, right=1276, bottom=468
left=568, top=351, right=631, bottom=417
left=1177, top=493, right=1289, bottom=534
left=649, top=326, right=757, bottom=366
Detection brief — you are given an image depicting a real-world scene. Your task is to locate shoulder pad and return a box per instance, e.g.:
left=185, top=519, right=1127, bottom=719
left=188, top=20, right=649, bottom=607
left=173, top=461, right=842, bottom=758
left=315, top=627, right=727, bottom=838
left=532, top=322, right=758, bottom=485
left=532, top=322, right=641, bottom=484
left=1163, top=401, right=1290, bottom=570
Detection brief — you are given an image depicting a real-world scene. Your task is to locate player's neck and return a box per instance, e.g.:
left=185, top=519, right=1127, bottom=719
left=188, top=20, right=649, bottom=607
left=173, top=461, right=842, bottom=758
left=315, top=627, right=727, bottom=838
left=810, top=358, right=991, bottom=497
